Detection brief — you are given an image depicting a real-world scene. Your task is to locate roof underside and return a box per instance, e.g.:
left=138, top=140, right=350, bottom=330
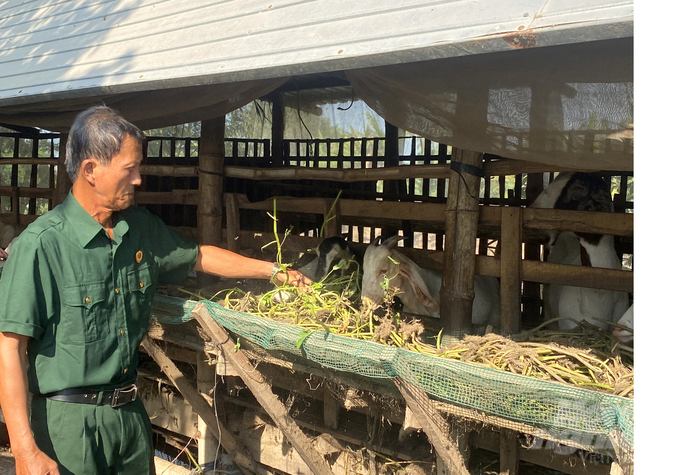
left=0, top=0, right=633, bottom=108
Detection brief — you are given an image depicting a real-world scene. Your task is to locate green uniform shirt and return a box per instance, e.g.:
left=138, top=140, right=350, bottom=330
left=0, top=191, right=199, bottom=395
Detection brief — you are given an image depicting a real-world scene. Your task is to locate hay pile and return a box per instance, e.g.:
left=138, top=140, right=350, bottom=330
left=175, top=265, right=633, bottom=399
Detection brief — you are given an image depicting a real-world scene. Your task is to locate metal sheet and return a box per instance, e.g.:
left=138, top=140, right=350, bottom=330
left=0, top=0, right=633, bottom=106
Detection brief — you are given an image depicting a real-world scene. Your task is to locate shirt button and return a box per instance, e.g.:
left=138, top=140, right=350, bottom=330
left=84, top=296, right=91, bottom=304
left=115, top=288, right=120, bottom=294
left=123, top=367, right=128, bottom=374
left=139, top=282, right=144, bottom=288
left=120, top=329, right=125, bottom=336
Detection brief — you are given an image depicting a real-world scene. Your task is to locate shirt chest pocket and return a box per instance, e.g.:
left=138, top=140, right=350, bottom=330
left=127, top=265, right=153, bottom=324
left=62, top=282, right=108, bottom=343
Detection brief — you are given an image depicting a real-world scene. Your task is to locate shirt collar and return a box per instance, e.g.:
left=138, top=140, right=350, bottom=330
left=62, top=191, right=130, bottom=248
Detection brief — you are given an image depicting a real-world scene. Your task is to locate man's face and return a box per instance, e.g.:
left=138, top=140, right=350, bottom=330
left=95, top=135, right=142, bottom=211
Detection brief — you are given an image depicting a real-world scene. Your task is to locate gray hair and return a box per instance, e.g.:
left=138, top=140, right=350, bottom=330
left=64, top=106, right=145, bottom=183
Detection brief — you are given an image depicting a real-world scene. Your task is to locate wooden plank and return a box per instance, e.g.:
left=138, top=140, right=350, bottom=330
left=0, top=186, right=55, bottom=199
left=523, top=208, right=633, bottom=237
left=522, top=260, right=633, bottom=293
left=192, top=304, right=335, bottom=475
left=140, top=336, right=258, bottom=475
left=393, top=378, right=470, bottom=475
left=500, top=207, right=522, bottom=334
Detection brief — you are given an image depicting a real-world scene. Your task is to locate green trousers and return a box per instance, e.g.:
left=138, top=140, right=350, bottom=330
left=31, top=396, right=155, bottom=475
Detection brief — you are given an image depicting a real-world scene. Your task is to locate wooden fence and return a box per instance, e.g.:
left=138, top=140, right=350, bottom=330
left=0, top=131, right=633, bottom=329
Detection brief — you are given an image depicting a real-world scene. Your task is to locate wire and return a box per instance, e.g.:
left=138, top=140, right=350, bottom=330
left=337, top=88, right=355, bottom=111
left=296, top=89, right=313, bottom=140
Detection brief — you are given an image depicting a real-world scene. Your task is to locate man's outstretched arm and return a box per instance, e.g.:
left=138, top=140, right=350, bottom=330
left=194, top=244, right=313, bottom=287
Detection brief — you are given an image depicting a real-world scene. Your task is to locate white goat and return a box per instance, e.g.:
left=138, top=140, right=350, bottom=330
left=361, top=235, right=501, bottom=327
left=612, top=303, right=633, bottom=344
left=530, top=172, right=630, bottom=333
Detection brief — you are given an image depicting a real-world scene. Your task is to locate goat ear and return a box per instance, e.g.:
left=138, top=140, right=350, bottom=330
left=382, top=235, right=404, bottom=250
left=399, top=264, right=439, bottom=310
left=369, top=236, right=382, bottom=247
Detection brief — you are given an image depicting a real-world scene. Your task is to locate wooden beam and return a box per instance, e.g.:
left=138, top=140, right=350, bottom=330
left=140, top=336, right=257, bottom=475
left=393, top=378, right=470, bottom=475
left=192, top=304, right=335, bottom=475
left=500, top=207, right=522, bottom=334
left=137, top=158, right=587, bottom=183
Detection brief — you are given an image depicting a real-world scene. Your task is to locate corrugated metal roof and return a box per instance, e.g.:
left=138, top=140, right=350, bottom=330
left=0, top=0, right=633, bottom=107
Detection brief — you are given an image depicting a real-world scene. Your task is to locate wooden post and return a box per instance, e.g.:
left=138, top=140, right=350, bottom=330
left=197, top=117, right=225, bottom=286
left=198, top=116, right=225, bottom=246
left=197, top=354, right=220, bottom=473
left=323, top=385, right=339, bottom=430
left=440, top=148, right=484, bottom=343
left=271, top=93, right=285, bottom=167
left=522, top=173, right=545, bottom=326
left=224, top=193, right=241, bottom=252
left=10, top=187, right=19, bottom=225
left=140, top=337, right=257, bottom=475
left=54, top=130, right=71, bottom=205
left=193, top=304, right=335, bottom=475
left=500, top=206, right=522, bottom=334
left=499, top=429, right=519, bottom=475
left=322, top=197, right=341, bottom=238
left=383, top=122, right=401, bottom=239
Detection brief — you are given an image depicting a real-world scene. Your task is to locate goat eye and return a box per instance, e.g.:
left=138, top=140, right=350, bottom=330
left=379, top=269, right=387, bottom=275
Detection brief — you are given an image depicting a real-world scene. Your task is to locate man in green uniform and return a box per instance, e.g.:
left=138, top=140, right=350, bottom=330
left=0, top=106, right=311, bottom=475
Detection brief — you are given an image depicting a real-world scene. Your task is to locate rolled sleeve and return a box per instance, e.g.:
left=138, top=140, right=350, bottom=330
left=0, top=233, right=51, bottom=341
left=146, top=212, right=199, bottom=283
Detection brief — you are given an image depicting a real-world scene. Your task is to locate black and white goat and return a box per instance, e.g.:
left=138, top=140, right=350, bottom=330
left=295, top=236, right=359, bottom=283
left=529, top=172, right=630, bottom=333
left=361, top=235, right=501, bottom=327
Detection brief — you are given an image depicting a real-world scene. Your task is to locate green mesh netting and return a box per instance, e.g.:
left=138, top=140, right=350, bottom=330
left=150, top=294, right=633, bottom=451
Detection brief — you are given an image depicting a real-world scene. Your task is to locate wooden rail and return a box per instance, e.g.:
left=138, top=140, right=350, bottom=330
left=138, top=160, right=585, bottom=182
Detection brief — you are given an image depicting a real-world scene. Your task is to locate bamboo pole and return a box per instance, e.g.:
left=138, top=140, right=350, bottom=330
left=138, top=159, right=583, bottom=183
left=440, top=148, right=484, bottom=341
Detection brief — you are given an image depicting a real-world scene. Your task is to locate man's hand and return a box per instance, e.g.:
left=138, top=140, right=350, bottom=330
left=0, top=248, right=8, bottom=260
left=275, top=268, right=313, bottom=287
left=13, top=446, right=60, bottom=475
